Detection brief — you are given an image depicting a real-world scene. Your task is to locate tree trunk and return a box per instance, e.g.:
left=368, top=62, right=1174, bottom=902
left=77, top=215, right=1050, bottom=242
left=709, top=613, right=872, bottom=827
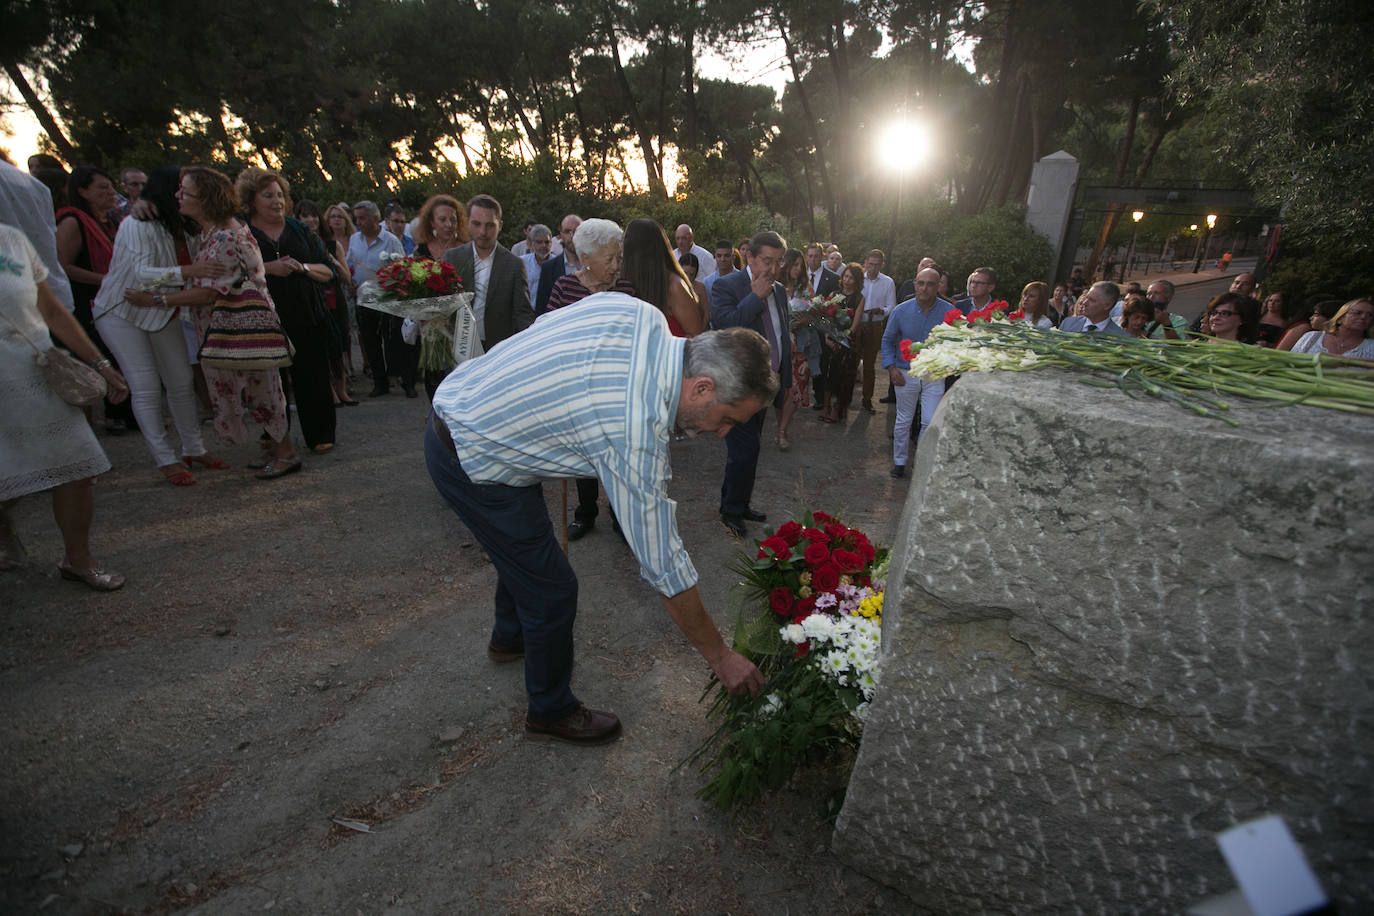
left=564, top=61, right=596, bottom=180
left=779, top=19, right=839, bottom=235
left=681, top=3, right=698, bottom=151
left=963, top=0, right=1022, bottom=214
left=1084, top=96, right=1141, bottom=280
left=750, top=161, right=774, bottom=214
left=823, top=18, right=855, bottom=221
left=4, top=62, right=76, bottom=162
left=603, top=12, right=666, bottom=197
left=499, top=77, right=547, bottom=156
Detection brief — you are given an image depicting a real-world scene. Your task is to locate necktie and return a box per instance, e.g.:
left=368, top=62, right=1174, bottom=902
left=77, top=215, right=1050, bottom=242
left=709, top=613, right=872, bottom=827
left=1086, top=323, right=1098, bottom=332
left=760, top=290, right=781, bottom=371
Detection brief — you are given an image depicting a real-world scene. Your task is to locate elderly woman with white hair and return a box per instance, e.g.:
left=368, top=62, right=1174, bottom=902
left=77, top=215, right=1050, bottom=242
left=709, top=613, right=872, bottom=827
left=543, top=218, right=634, bottom=313
left=538, top=218, right=635, bottom=542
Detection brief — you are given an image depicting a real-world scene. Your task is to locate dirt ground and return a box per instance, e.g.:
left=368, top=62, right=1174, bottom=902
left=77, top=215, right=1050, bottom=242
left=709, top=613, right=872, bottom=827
left=0, top=376, right=916, bottom=915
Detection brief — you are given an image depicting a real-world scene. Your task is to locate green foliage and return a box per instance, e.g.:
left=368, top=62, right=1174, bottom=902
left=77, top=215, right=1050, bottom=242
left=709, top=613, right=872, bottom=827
left=1165, top=0, right=1374, bottom=257
left=1260, top=243, right=1374, bottom=309
left=834, top=199, right=1053, bottom=292
left=936, top=205, right=1055, bottom=298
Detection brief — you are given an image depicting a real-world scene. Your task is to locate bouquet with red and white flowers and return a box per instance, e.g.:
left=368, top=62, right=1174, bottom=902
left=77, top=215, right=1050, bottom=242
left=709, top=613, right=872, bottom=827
left=685, top=510, right=889, bottom=810
left=792, top=292, right=855, bottom=346
left=376, top=256, right=462, bottom=300
left=359, top=256, right=475, bottom=372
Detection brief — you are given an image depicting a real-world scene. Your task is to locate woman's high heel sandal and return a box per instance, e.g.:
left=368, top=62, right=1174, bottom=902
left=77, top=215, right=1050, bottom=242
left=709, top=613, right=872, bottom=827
left=183, top=454, right=230, bottom=470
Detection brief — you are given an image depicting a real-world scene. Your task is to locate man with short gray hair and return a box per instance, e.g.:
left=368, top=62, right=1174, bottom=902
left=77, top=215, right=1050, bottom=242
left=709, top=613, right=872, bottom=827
left=348, top=200, right=408, bottom=396
left=426, top=293, right=771, bottom=745
left=520, top=223, right=554, bottom=307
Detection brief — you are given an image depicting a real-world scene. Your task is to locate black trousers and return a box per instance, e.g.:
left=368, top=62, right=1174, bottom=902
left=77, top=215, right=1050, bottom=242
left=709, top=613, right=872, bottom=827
left=281, top=324, right=337, bottom=449
left=357, top=308, right=417, bottom=389
left=720, top=406, right=766, bottom=516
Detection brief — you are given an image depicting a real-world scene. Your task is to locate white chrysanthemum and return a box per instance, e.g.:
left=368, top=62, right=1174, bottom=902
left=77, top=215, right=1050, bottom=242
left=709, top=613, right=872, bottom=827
left=821, top=651, right=850, bottom=677
left=854, top=701, right=870, bottom=721
left=801, top=613, right=836, bottom=642
left=761, top=693, right=783, bottom=717
left=780, top=623, right=806, bottom=644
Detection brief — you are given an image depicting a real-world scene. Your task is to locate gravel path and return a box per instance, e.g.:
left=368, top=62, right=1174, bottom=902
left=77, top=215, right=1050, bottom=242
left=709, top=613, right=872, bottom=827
left=1, top=382, right=915, bottom=915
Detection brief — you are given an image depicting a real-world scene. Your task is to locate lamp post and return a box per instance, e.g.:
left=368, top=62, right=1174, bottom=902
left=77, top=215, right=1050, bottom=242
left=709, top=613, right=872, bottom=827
left=1193, top=213, right=1218, bottom=273
left=1125, top=210, right=1144, bottom=280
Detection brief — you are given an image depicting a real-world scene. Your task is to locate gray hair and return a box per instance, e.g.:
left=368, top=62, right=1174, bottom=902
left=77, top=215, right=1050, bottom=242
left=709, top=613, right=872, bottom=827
left=1148, top=278, right=1175, bottom=297
left=1092, top=280, right=1121, bottom=302
left=352, top=200, right=380, bottom=219
left=573, top=218, right=623, bottom=259
left=530, top=223, right=552, bottom=241
left=682, top=328, right=779, bottom=405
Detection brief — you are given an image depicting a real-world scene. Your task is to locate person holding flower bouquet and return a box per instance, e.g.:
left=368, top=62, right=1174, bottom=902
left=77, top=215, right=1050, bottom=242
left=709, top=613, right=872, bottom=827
left=776, top=248, right=813, bottom=450
left=880, top=267, right=954, bottom=478
left=817, top=263, right=862, bottom=423
left=411, top=194, right=470, bottom=398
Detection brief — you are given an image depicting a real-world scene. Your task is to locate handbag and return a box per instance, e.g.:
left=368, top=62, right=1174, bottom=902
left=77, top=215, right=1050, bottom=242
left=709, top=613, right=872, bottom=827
left=1, top=311, right=107, bottom=406
left=198, top=287, right=295, bottom=370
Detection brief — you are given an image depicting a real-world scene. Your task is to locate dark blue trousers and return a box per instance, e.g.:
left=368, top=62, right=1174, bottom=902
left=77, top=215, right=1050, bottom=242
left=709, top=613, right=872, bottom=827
left=719, top=406, right=766, bottom=516
left=424, top=416, right=580, bottom=723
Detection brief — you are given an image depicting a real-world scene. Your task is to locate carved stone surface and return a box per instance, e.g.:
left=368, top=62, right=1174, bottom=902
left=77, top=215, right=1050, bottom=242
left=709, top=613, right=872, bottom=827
left=833, top=369, right=1374, bottom=913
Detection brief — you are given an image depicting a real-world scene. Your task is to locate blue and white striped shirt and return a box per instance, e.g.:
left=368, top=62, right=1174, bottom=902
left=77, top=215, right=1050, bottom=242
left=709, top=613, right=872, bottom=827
left=432, top=292, right=697, bottom=596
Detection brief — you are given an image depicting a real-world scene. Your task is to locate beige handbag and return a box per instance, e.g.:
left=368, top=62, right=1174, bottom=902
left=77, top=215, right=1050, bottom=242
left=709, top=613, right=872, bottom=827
left=1, top=311, right=107, bottom=406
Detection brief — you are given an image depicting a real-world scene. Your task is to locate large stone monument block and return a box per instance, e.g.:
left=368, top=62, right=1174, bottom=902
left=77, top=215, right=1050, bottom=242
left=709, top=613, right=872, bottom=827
left=833, top=370, right=1373, bottom=913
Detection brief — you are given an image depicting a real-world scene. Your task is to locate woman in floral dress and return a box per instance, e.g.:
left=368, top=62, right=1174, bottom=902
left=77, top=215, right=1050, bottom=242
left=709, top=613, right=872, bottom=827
left=125, top=167, right=301, bottom=479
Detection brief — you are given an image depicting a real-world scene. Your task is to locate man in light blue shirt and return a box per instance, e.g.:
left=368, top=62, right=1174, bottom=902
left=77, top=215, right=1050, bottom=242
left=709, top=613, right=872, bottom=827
left=425, top=293, right=771, bottom=745
left=881, top=267, right=954, bottom=478
left=348, top=200, right=408, bottom=396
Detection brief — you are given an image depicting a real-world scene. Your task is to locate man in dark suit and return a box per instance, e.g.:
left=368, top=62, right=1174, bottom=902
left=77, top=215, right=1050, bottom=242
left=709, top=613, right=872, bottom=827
left=435, top=195, right=533, bottom=395
left=1060, top=281, right=1130, bottom=335
left=534, top=213, right=581, bottom=314
left=709, top=230, right=791, bottom=538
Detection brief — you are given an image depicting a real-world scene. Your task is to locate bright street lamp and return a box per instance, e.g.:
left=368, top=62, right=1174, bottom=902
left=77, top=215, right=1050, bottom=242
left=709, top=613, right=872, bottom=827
left=1126, top=210, right=1145, bottom=280
left=880, top=120, right=926, bottom=258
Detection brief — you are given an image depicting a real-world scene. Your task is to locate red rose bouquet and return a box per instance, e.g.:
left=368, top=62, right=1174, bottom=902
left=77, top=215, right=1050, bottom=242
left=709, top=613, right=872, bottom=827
left=376, top=257, right=462, bottom=300
left=685, top=510, right=890, bottom=811
left=361, top=256, right=475, bottom=372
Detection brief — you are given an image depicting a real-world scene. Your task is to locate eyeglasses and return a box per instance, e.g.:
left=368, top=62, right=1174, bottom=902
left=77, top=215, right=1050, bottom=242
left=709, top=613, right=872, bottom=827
left=1211, top=310, right=1239, bottom=318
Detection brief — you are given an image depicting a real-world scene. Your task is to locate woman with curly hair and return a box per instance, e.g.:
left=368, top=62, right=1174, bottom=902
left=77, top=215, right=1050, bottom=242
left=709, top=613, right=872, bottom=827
left=238, top=167, right=337, bottom=455
left=124, top=167, right=301, bottom=479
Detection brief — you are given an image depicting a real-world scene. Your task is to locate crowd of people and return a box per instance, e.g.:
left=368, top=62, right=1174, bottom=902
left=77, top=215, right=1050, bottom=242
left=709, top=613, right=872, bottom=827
left=3, top=151, right=1372, bottom=599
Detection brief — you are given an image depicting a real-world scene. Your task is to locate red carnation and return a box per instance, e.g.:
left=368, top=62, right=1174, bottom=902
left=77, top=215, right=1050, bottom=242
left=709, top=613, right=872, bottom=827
left=1007, top=308, right=1025, bottom=321
left=943, top=308, right=964, bottom=325
left=757, top=535, right=790, bottom=560
left=802, top=526, right=829, bottom=544
left=768, top=586, right=794, bottom=617
left=832, top=549, right=863, bottom=574
left=990, top=299, right=1009, bottom=312
left=812, top=564, right=840, bottom=592
left=425, top=274, right=446, bottom=292
left=803, top=542, right=831, bottom=567
left=776, top=521, right=804, bottom=546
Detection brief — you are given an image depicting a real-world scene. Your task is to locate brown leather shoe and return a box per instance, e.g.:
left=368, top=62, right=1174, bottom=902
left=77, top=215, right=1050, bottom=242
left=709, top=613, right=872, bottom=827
left=487, top=641, right=524, bottom=663
left=525, top=706, right=622, bottom=746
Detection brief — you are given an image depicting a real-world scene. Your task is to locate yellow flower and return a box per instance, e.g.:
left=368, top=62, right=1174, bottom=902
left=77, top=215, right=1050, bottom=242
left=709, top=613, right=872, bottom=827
left=798, top=572, right=812, bottom=586
left=798, top=585, right=813, bottom=599
left=854, top=592, right=884, bottom=622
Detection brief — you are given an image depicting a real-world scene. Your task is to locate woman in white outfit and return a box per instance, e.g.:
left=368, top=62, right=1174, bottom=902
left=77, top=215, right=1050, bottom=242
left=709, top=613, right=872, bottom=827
left=1290, top=298, right=1374, bottom=361
left=92, top=165, right=227, bottom=485
left=0, top=222, right=129, bottom=589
